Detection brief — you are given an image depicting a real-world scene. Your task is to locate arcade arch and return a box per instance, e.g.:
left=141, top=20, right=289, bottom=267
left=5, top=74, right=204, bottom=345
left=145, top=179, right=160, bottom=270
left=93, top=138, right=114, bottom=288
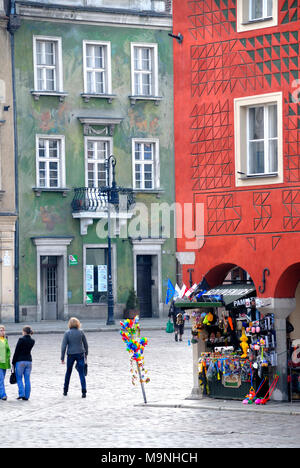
left=287, top=282, right=300, bottom=341
left=274, top=263, right=300, bottom=339
left=204, top=263, right=255, bottom=290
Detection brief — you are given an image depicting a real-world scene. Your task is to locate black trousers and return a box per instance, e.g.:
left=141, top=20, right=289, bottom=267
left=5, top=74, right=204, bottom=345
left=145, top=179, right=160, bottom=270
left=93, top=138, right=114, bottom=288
left=64, top=353, right=86, bottom=393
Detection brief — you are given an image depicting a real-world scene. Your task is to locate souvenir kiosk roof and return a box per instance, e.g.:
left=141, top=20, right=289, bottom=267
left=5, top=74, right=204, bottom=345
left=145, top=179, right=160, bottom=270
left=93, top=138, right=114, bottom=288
left=174, top=283, right=256, bottom=309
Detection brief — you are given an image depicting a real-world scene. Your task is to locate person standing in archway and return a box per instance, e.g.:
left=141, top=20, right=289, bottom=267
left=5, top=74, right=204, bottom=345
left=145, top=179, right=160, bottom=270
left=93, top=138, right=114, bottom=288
left=168, top=300, right=185, bottom=342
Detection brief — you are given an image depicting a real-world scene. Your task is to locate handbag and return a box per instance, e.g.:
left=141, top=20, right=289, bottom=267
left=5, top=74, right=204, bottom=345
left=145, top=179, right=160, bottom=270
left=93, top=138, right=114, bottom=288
left=84, top=354, right=88, bottom=377
left=75, top=355, right=88, bottom=376
left=166, top=319, right=174, bottom=333
left=10, top=368, right=17, bottom=385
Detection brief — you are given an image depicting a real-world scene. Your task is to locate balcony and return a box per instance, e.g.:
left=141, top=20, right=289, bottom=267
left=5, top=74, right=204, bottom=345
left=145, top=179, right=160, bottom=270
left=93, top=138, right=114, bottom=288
left=71, top=187, right=135, bottom=235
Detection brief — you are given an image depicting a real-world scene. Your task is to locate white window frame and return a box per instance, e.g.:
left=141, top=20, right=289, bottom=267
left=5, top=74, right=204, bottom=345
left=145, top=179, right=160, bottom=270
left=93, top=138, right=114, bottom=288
left=33, top=36, right=63, bottom=92
left=84, top=136, right=113, bottom=188
left=83, top=243, right=117, bottom=305
left=234, top=92, right=283, bottom=187
left=247, top=103, right=278, bottom=176
left=237, top=0, right=278, bottom=32
left=35, top=134, right=66, bottom=189
left=249, top=0, right=272, bottom=21
left=83, top=40, right=112, bottom=96
left=130, top=43, right=159, bottom=97
left=132, top=138, right=160, bottom=190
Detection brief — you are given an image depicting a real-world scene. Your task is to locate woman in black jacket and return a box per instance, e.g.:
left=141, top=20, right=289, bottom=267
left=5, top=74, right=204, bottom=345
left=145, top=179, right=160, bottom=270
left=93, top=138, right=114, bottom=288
left=12, top=326, right=35, bottom=401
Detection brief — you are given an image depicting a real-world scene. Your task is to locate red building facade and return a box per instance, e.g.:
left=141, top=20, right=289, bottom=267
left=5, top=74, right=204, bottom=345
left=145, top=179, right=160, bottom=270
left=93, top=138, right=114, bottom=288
left=173, top=0, right=300, bottom=399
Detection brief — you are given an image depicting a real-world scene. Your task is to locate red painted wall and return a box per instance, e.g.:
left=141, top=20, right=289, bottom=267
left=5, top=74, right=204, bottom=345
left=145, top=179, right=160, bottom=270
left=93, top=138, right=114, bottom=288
left=173, top=0, right=300, bottom=298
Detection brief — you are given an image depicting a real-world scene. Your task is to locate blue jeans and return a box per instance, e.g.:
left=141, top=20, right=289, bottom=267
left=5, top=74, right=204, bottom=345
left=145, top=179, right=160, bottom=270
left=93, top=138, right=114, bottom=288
left=0, top=369, right=7, bottom=399
left=64, top=353, right=86, bottom=394
left=15, top=361, right=32, bottom=399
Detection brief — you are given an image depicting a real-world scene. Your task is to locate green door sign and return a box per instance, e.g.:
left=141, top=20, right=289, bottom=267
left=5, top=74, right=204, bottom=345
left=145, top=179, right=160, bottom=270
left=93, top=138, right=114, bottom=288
left=69, top=255, right=78, bottom=266
left=86, top=293, right=93, bottom=304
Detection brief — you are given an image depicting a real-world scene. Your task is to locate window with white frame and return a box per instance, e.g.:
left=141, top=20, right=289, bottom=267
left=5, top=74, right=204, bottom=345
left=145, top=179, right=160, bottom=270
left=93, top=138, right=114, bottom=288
left=36, top=135, right=65, bottom=188
left=237, top=0, right=277, bottom=32
left=85, top=247, right=108, bottom=304
left=85, top=137, right=112, bottom=188
left=83, top=41, right=112, bottom=95
left=247, top=104, right=278, bottom=176
left=132, top=139, right=159, bottom=190
left=234, top=92, right=283, bottom=187
left=249, top=0, right=272, bottom=21
left=131, top=43, right=158, bottom=97
left=33, top=36, right=63, bottom=92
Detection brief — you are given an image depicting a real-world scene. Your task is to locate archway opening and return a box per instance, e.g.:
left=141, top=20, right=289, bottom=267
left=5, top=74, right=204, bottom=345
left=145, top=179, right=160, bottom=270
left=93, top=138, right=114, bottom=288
left=204, top=263, right=255, bottom=290
left=277, top=266, right=300, bottom=401
left=274, top=263, right=300, bottom=299
left=288, top=282, right=300, bottom=342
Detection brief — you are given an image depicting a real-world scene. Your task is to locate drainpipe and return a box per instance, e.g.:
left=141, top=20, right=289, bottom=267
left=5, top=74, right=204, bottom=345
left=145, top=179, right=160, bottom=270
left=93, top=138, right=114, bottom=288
left=7, top=0, right=21, bottom=323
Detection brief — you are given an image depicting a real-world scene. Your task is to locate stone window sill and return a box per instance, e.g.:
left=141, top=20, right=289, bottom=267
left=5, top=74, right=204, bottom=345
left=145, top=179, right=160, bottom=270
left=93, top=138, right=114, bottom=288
left=238, top=172, right=278, bottom=180
left=81, top=93, right=116, bottom=104
left=242, top=16, right=273, bottom=25
left=31, top=90, right=68, bottom=102
left=129, top=95, right=163, bottom=106
left=133, top=188, right=165, bottom=198
left=33, top=187, right=70, bottom=197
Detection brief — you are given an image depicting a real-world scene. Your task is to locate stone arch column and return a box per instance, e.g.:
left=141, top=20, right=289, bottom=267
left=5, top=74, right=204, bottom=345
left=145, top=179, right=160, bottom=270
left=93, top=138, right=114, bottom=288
left=262, top=298, right=296, bottom=401
left=266, top=263, right=300, bottom=401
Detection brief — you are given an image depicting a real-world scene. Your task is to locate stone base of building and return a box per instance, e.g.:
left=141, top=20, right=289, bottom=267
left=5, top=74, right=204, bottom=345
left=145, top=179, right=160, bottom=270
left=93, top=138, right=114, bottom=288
left=0, top=304, right=15, bottom=323
left=16, top=302, right=167, bottom=322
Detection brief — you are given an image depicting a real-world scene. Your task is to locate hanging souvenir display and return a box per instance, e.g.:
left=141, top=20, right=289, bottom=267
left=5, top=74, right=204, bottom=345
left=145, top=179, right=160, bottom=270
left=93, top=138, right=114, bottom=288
left=240, top=328, right=249, bottom=358
left=199, top=352, right=252, bottom=385
left=190, top=309, right=206, bottom=343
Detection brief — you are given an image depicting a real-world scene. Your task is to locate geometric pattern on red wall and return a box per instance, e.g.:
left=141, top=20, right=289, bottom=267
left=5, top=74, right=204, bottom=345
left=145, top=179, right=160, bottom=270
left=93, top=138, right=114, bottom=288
left=284, top=96, right=300, bottom=182
left=188, top=0, right=236, bottom=40
left=282, top=189, right=300, bottom=229
left=279, top=0, right=300, bottom=24
left=187, top=0, right=298, bottom=40
left=190, top=100, right=233, bottom=190
left=253, top=192, right=272, bottom=231
left=207, top=194, right=242, bottom=233
left=191, top=31, right=299, bottom=97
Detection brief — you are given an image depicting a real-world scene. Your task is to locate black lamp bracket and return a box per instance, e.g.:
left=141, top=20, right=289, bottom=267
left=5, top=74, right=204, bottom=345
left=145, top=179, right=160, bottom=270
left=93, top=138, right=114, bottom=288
left=168, top=33, right=183, bottom=44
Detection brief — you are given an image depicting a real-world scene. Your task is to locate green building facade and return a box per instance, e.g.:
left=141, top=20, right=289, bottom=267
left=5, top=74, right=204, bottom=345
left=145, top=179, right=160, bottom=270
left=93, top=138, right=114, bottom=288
left=13, top=0, right=175, bottom=322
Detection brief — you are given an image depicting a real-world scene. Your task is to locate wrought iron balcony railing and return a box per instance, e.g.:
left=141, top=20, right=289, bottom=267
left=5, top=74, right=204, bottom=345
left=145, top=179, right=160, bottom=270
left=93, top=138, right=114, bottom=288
left=71, top=187, right=135, bottom=213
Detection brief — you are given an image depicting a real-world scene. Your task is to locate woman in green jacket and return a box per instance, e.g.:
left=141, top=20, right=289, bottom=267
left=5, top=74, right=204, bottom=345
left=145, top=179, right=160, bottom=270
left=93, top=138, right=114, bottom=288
left=0, top=325, right=11, bottom=401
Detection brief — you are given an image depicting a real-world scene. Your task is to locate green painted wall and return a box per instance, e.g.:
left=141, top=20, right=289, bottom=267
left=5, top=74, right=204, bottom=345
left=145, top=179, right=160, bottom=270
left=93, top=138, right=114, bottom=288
left=14, top=19, right=175, bottom=309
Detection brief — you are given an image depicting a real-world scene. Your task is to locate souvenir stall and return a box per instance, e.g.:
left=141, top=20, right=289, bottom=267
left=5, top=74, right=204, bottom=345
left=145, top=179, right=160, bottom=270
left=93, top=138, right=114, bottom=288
left=176, top=285, right=278, bottom=402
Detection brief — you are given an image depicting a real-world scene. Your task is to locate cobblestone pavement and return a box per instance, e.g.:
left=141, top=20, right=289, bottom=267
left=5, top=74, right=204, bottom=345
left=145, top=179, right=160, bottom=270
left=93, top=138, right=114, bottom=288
left=0, top=329, right=299, bottom=448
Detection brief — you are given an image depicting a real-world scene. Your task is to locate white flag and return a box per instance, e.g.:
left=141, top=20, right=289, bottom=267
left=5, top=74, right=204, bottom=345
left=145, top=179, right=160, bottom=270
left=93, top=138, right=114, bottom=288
left=179, top=284, right=188, bottom=298
left=174, top=284, right=181, bottom=298
left=185, top=283, right=197, bottom=297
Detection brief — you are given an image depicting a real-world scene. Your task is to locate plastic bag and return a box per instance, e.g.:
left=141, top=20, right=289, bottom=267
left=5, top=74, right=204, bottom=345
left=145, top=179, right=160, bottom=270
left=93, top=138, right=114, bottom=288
left=166, top=319, right=174, bottom=333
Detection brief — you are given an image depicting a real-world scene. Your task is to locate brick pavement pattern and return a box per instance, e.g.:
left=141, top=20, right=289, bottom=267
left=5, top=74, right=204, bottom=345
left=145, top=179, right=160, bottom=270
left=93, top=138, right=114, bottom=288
left=0, top=329, right=299, bottom=448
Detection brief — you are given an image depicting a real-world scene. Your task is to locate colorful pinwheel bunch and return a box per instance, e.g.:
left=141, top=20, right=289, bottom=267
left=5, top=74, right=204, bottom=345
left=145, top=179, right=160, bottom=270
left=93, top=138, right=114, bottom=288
left=120, top=316, right=150, bottom=386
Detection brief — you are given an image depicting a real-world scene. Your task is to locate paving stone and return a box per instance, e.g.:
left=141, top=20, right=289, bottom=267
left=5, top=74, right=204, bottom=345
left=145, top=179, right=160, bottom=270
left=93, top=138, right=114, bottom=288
left=0, top=329, right=299, bottom=448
